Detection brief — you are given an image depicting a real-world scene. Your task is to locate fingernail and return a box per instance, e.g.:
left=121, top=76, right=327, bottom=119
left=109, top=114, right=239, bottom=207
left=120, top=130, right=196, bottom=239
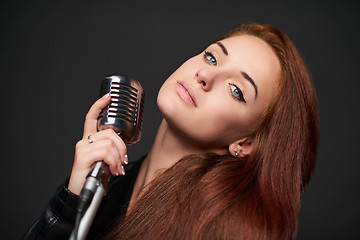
left=121, top=165, right=125, bottom=175
left=124, top=154, right=128, bottom=165
left=115, top=171, right=119, bottom=176
left=102, top=92, right=110, bottom=98
left=118, top=164, right=122, bottom=175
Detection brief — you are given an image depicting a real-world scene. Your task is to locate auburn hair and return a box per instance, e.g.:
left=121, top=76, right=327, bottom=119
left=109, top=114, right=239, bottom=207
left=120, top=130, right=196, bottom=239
left=103, top=23, right=319, bottom=240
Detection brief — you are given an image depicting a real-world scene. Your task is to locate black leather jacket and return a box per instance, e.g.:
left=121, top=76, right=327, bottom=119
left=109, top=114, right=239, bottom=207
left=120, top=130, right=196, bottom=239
left=21, top=156, right=144, bottom=240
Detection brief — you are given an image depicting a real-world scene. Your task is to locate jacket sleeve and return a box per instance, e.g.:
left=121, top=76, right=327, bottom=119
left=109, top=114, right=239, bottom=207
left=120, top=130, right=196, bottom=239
left=20, top=156, right=145, bottom=240
left=21, top=181, right=80, bottom=240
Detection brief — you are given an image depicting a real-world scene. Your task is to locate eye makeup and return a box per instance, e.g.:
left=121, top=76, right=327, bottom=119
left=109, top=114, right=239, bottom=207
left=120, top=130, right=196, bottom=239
left=229, top=83, right=246, bottom=103
left=203, top=51, right=217, bottom=66
left=202, top=45, right=248, bottom=104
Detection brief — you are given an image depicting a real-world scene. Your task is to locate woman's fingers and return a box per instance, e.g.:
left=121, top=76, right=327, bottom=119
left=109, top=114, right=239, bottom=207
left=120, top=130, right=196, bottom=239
left=68, top=95, right=132, bottom=195
left=78, top=130, right=128, bottom=174
left=80, top=139, right=122, bottom=175
left=87, top=129, right=128, bottom=165
left=83, top=93, right=111, bottom=137
left=68, top=129, right=128, bottom=195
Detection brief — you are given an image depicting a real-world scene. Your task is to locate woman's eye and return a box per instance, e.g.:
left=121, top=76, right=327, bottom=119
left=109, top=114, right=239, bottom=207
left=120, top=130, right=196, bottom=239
left=203, top=51, right=217, bottom=66
left=229, top=84, right=246, bottom=103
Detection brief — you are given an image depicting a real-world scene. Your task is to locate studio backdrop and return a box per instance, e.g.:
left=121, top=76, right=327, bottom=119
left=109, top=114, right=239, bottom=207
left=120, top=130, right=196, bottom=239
left=1, top=1, right=359, bottom=239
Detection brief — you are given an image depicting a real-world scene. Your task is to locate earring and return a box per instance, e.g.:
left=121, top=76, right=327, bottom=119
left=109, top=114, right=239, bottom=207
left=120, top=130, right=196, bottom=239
left=234, top=147, right=239, bottom=156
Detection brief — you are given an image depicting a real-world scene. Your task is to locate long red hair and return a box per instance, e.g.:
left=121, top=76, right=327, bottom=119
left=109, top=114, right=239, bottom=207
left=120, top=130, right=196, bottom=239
left=104, top=23, right=319, bottom=240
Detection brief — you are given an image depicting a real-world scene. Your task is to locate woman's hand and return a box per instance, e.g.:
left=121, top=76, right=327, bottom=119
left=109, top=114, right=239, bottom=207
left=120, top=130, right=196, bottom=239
left=68, top=93, right=128, bottom=195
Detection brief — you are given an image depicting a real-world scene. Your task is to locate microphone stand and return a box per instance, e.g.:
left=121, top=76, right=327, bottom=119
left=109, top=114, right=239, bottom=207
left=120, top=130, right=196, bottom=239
left=69, top=162, right=112, bottom=240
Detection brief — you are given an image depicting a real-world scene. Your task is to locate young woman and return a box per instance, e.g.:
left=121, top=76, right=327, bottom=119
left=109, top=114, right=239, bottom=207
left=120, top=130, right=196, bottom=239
left=22, top=23, right=319, bottom=240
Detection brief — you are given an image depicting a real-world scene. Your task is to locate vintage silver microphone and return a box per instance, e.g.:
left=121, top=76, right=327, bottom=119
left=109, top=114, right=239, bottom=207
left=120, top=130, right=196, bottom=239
left=97, top=75, right=144, bottom=144
left=70, top=75, right=144, bottom=240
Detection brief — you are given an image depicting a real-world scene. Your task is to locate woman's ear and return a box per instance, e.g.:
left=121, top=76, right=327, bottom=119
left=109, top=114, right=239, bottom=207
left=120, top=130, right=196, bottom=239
left=229, top=138, right=252, bottom=158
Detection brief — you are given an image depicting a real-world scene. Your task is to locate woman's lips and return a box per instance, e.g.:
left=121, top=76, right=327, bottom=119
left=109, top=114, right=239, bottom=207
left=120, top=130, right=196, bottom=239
left=175, top=81, right=197, bottom=107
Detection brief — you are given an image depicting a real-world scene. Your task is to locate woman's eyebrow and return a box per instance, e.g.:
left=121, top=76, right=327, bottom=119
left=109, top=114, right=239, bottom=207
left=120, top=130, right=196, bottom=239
left=241, top=71, right=258, bottom=98
left=216, top=42, right=228, bottom=55
left=215, top=41, right=258, bottom=98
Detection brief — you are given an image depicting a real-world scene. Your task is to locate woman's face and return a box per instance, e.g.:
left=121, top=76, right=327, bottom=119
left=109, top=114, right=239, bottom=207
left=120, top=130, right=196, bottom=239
left=157, top=34, right=281, bottom=151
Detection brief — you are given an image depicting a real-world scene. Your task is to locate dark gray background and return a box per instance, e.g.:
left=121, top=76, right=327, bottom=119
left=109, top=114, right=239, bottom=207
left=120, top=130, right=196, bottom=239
left=1, top=0, right=359, bottom=239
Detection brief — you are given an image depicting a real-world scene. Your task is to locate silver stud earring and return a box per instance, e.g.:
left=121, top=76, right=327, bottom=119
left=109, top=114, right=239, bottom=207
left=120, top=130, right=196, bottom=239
left=234, top=147, right=239, bottom=156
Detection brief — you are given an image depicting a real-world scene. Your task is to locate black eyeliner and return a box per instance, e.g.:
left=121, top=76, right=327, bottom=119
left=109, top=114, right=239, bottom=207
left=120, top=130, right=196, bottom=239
left=203, top=51, right=217, bottom=66
left=229, top=83, right=246, bottom=103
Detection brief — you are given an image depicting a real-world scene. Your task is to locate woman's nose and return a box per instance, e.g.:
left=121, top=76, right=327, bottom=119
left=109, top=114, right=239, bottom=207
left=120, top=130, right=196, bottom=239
left=195, top=67, right=218, bottom=91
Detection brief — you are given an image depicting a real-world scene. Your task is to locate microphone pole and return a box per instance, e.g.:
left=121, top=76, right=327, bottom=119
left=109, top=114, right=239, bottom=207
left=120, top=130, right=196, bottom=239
left=69, top=162, right=111, bottom=240
left=69, top=75, right=144, bottom=240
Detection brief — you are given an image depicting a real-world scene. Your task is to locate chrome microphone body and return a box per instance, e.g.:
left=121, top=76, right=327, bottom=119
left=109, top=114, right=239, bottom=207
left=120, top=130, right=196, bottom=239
left=90, top=74, right=144, bottom=195
left=70, top=75, right=144, bottom=240
left=98, top=75, right=144, bottom=144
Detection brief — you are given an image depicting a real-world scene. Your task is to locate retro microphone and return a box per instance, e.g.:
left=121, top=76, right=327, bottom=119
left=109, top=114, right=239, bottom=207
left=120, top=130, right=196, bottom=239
left=97, top=75, right=144, bottom=143
left=70, top=75, right=144, bottom=240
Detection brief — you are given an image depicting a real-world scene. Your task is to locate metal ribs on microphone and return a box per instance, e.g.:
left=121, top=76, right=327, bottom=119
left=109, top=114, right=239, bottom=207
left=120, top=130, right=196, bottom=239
left=97, top=75, right=144, bottom=145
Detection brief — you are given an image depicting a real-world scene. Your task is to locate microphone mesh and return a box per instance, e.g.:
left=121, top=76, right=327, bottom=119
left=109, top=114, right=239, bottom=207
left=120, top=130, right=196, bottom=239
left=97, top=75, right=144, bottom=144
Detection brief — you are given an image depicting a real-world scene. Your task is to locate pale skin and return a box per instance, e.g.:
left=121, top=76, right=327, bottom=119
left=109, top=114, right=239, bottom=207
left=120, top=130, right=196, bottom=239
left=68, top=35, right=281, bottom=211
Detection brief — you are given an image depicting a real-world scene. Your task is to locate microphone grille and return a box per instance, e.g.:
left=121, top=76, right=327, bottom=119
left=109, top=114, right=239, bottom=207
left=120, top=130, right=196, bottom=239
left=97, top=75, right=144, bottom=145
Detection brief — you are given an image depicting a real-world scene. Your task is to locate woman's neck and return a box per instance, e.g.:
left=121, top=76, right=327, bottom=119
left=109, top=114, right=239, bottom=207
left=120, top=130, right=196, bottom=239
left=128, top=119, right=200, bottom=207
